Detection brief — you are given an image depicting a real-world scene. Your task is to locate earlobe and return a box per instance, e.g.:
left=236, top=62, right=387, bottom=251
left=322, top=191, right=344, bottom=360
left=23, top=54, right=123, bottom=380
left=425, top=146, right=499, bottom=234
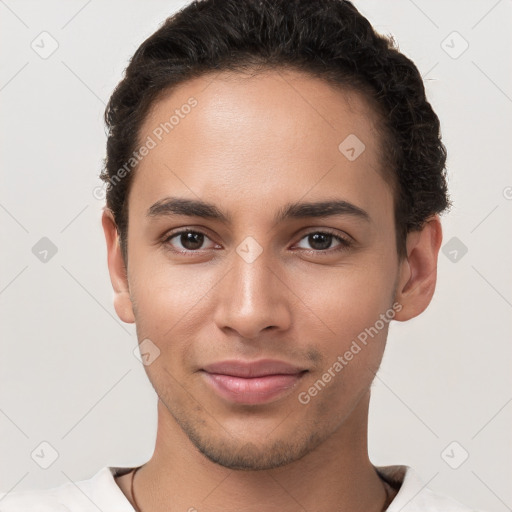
left=393, top=216, right=443, bottom=322
left=101, top=208, right=135, bottom=324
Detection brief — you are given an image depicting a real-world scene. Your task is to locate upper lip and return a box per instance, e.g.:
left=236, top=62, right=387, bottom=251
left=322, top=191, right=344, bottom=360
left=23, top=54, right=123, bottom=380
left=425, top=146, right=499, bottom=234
left=202, top=359, right=307, bottom=378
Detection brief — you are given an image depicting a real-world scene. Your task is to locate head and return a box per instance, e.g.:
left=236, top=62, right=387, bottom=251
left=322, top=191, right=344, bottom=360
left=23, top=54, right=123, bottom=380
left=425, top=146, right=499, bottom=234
left=101, top=0, right=448, bottom=470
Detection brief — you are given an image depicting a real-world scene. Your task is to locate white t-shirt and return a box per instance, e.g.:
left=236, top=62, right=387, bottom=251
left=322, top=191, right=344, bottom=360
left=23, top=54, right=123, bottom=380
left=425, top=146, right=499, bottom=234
left=0, top=464, right=480, bottom=511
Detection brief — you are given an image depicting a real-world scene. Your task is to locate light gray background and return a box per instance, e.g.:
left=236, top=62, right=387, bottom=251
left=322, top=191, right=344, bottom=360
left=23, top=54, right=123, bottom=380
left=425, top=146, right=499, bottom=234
left=1, top=1, right=511, bottom=510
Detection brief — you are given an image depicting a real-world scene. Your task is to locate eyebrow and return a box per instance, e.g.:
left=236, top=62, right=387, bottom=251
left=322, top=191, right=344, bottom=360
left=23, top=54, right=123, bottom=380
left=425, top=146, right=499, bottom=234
left=147, top=197, right=371, bottom=224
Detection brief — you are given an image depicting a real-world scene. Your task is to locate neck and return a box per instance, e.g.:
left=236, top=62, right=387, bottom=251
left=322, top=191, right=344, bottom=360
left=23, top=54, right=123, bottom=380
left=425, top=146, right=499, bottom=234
left=124, top=391, right=390, bottom=512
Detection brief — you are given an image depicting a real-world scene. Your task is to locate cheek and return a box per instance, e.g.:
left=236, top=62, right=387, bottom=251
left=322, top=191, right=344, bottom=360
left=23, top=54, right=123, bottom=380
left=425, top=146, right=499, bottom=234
left=290, top=259, right=397, bottom=402
left=128, top=259, right=218, bottom=342
left=295, top=280, right=393, bottom=416
left=293, top=259, right=397, bottom=345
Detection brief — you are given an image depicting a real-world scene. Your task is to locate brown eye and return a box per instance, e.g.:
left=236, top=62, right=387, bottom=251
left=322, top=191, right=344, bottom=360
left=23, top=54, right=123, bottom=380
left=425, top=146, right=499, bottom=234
left=164, top=230, right=217, bottom=252
left=295, top=231, right=351, bottom=252
left=181, top=232, right=204, bottom=250
left=306, top=233, right=334, bottom=250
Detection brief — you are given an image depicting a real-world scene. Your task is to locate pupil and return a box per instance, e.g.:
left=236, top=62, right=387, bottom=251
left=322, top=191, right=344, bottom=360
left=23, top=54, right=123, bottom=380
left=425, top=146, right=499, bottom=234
left=309, top=233, right=331, bottom=250
left=182, top=232, right=204, bottom=250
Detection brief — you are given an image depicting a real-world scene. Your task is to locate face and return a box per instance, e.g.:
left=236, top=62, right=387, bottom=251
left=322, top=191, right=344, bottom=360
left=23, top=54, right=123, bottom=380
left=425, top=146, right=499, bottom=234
left=104, top=69, right=431, bottom=471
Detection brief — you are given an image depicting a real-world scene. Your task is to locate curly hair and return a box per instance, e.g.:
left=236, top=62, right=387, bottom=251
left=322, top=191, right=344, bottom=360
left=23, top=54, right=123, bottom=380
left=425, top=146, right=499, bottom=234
left=101, top=0, right=449, bottom=262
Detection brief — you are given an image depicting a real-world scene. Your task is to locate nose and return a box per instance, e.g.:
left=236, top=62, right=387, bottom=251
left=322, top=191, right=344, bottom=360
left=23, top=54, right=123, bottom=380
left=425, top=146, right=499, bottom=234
left=212, top=247, right=292, bottom=340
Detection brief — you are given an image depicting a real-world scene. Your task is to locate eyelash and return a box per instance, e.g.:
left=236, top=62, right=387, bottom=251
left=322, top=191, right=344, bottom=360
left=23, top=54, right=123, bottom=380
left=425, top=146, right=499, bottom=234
left=161, top=228, right=353, bottom=256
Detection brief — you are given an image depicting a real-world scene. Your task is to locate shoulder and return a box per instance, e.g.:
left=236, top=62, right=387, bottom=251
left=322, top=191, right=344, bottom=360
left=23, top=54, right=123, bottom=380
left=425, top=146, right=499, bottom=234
left=0, top=484, right=88, bottom=511
left=376, top=465, right=485, bottom=512
left=0, top=466, right=134, bottom=512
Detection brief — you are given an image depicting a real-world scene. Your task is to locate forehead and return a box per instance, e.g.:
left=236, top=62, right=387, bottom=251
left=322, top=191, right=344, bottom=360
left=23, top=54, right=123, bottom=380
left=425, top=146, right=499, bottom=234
left=130, top=69, right=392, bottom=220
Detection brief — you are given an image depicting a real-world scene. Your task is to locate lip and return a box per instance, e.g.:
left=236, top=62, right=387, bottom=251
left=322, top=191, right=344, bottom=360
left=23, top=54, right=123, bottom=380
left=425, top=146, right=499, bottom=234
left=201, top=359, right=307, bottom=405
left=202, top=359, right=306, bottom=378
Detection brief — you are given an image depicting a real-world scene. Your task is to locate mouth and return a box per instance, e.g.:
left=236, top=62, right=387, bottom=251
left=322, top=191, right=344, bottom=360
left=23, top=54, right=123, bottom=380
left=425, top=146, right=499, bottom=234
left=200, top=359, right=308, bottom=405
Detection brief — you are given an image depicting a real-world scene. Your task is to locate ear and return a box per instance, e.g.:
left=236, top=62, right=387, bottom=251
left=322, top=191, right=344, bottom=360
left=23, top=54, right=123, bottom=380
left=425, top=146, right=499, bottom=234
left=101, top=208, right=135, bottom=324
left=393, top=215, right=443, bottom=322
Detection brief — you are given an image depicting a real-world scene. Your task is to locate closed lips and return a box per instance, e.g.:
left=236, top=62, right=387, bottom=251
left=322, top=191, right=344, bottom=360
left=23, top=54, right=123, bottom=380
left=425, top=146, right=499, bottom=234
left=200, top=359, right=308, bottom=404
left=201, top=359, right=307, bottom=377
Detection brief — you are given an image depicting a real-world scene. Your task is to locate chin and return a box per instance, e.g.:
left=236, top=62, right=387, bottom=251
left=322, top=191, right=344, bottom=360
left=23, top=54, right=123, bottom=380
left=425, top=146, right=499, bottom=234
left=193, top=433, right=323, bottom=471
left=174, top=409, right=325, bottom=471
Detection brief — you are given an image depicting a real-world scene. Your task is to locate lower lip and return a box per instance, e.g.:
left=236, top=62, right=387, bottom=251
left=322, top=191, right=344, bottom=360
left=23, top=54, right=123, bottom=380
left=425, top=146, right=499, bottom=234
left=201, top=372, right=305, bottom=405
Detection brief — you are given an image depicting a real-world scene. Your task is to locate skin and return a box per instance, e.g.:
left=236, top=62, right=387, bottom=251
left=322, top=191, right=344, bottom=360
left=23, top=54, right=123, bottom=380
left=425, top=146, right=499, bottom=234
left=103, top=69, right=442, bottom=512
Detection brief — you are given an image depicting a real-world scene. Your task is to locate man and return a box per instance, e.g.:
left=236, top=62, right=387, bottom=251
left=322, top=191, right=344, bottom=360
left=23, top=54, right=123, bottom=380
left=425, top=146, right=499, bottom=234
left=0, top=0, right=481, bottom=510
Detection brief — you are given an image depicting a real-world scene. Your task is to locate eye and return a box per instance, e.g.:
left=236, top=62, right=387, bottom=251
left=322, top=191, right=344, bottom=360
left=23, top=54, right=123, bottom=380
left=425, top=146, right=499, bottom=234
left=163, top=229, right=219, bottom=253
left=294, top=231, right=352, bottom=252
left=162, top=228, right=353, bottom=256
